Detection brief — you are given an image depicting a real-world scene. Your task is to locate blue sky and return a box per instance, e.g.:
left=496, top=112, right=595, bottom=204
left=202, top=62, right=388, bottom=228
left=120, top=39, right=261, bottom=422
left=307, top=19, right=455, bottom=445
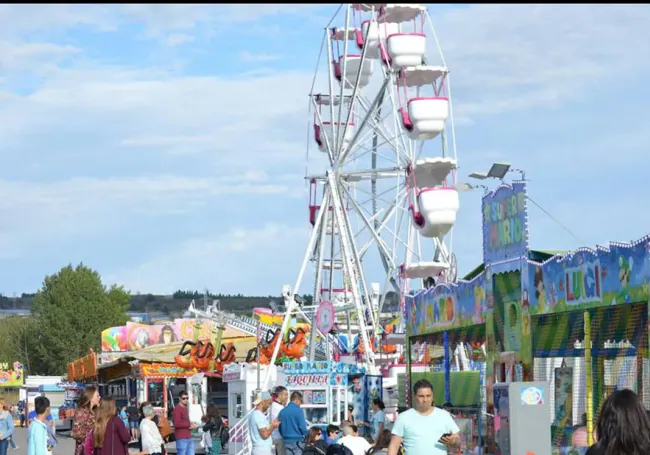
left=1, top=4, right=649, bottom=296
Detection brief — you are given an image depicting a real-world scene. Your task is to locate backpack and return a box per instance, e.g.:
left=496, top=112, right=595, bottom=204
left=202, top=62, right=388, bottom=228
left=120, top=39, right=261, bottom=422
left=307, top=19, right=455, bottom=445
left=326, top=444, right=354, bottom=455
left=303, top=444, right=327, bottom=455
left=83, top=430, right=94, bottom=455
left=219, top=425, right=229, bottom=448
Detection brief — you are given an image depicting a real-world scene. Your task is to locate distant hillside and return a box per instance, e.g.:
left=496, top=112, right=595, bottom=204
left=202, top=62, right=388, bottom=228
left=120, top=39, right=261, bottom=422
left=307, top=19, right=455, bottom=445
left=0, top=291, right=401, bottom=317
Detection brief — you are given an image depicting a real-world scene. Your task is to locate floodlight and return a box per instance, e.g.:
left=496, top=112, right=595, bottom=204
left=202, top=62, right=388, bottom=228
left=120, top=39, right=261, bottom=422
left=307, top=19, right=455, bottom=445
left=468, top=172, right=489, bottom=180
left=487, top=162, right=511, bottom=179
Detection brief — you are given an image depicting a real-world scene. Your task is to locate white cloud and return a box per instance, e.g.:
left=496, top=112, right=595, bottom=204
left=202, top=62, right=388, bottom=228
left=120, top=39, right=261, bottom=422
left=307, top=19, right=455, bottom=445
left=107, top=223, right=311, bottom=294
left=433, top=4, right=650, bottom=117
left=0, top=172, right=293, bottom=260
left=1, top=4, right=649, bottom=294
left=165, top=33, right=194, bottom=46
left=239, top=51, right=281, bottom=63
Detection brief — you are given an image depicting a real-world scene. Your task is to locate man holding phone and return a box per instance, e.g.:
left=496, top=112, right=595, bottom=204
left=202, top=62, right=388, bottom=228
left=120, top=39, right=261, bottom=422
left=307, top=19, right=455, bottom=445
left=387, top=379, right=460, bottom=455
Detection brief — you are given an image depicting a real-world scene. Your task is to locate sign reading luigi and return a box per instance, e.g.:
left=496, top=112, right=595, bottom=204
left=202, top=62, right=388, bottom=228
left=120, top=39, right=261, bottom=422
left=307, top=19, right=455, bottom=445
left=482, top=181, right=529, bottom=263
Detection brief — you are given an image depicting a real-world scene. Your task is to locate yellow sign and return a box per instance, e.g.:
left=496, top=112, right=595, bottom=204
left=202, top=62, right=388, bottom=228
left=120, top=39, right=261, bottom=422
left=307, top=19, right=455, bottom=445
left=0, top=362, right=24, bottom=387
left=140, top=362, right=198, bottom=378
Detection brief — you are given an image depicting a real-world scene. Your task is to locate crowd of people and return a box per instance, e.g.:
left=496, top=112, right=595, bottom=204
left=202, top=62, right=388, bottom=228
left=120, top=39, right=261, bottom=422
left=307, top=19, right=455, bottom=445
left=246, top=380, right=462, bottom=455
left=2, top=377, right=649, bottom=455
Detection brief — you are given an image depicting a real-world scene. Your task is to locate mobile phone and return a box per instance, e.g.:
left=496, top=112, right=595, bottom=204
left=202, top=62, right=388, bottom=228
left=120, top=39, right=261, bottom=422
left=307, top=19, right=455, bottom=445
left=439, top=433, right=452, bottom=443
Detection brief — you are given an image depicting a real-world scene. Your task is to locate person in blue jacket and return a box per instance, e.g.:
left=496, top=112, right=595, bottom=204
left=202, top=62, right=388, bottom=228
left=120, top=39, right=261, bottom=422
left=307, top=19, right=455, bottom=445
left=278, top=392, right=307, bottom=454
left=0, top=403, right=15, bottom=455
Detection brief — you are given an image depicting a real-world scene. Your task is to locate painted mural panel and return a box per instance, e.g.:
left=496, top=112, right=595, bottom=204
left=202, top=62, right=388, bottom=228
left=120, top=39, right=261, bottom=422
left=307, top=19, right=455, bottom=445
left=406, top=274, right=488, bottom=337
left=482, top=182, right=529, bottom=264
left=0, top=362, right=24, bottom=387
left=524, top=238, right=650, bottom=313
left=101, top=318, right=214, bottom=352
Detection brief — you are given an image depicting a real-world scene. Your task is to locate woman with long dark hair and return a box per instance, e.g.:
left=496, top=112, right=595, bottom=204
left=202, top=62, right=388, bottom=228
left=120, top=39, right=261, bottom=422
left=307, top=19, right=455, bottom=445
left=301, top=427, right=327, bottom=455
left=586, top=389, right=650, bottom=455
left=72, top=386, right=100, bottom=455
left=93, top=398, right=131, bottom=455
left=367, top=429, right=391, bottom=454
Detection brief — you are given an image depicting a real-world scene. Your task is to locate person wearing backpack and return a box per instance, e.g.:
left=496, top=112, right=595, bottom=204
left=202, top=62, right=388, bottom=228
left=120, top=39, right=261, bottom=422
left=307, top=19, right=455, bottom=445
left=302, top=428, right=328, bottom=455
left=202, top=405, right=224, bottom=455
left=325, top=442, right=353, bottom=455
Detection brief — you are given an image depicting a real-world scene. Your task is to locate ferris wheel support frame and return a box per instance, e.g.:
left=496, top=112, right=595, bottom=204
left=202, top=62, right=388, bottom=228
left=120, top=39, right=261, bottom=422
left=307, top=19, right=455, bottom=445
left=308, top=186, right=332, bottom=360
left=261, top=190, right=330, bottom=390
left=328, top=172, right=376, bottom=370
left=338, top=77, right=391, bottom=167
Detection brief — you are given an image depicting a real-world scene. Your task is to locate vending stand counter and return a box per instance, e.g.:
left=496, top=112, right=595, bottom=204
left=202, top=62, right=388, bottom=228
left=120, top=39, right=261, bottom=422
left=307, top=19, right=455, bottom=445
left=282, top=361, right=368, bottom=427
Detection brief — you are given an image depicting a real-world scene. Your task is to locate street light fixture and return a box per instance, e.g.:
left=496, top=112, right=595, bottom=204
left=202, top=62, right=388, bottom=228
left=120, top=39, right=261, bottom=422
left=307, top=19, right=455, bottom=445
left=468, top=162, right=512, bottom=181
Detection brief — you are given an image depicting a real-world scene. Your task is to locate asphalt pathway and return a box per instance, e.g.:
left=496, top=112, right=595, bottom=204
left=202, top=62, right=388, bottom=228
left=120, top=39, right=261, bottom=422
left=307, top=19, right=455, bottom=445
left=8, top=427, right=205, bottom=455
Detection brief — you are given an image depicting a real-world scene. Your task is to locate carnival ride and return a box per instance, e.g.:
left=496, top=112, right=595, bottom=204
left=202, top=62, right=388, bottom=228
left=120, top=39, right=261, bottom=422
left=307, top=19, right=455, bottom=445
left=259, top=3, right=460, bottom=386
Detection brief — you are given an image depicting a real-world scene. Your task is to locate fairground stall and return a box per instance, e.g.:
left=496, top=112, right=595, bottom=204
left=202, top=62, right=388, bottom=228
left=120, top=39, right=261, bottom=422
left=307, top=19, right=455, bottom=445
left=282, top=361, right=378, bottom=429
left=404, top=176, right=650, bottom=454
left=0, top=361, right=24, bottom=404
left=99, top=327, right=257, bottom=422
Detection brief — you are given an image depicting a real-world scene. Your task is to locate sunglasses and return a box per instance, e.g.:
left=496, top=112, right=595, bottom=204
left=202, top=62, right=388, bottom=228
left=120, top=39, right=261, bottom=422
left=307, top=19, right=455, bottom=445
left=181, top=397, right=188, bottom=401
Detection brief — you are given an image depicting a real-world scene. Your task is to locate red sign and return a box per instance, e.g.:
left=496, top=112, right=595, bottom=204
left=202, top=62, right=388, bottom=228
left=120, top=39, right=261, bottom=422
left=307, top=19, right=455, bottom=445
left=286, top=374, right=328, bottom=387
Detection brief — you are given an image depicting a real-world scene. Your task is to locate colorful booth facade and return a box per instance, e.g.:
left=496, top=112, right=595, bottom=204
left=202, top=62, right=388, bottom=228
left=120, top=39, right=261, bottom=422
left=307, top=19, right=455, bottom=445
left=405, top=180, right=650, bottom=452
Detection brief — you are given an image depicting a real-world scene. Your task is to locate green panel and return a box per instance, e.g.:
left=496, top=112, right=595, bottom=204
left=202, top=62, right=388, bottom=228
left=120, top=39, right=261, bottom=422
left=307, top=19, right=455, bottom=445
left=450, top=371, right=481, bottom=407
left=397, top=373, right=406, bottom=408
left=403, top=371, right=481, bottom=407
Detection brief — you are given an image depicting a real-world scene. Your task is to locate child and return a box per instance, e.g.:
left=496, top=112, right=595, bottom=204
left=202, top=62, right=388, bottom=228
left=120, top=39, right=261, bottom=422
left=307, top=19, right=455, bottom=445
left=27, top=396, right=51, bottom=455
left=200, top=415, right=213, bottom=451
left=120, top=406, right=130, bottom=429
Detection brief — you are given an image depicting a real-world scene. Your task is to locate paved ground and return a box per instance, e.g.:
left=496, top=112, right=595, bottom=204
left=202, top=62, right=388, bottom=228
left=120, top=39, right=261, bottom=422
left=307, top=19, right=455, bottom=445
left=9, top=427, right=75, bottom=455
left=8, top=427, right=205, bottom=455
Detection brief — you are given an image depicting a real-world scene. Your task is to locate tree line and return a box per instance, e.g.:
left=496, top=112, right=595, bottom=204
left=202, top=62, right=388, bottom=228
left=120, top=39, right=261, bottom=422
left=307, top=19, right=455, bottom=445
left=0, top=264, right=129, bottom=376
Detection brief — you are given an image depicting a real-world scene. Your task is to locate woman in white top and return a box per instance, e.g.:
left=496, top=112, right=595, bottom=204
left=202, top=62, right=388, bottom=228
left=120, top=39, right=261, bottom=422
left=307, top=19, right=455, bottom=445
left=140, top=405, right=165, bottom=455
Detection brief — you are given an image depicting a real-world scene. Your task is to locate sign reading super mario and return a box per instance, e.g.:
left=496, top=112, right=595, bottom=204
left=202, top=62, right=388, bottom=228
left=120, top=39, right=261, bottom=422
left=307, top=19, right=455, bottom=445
left=482, top=181, right=529, bottom=264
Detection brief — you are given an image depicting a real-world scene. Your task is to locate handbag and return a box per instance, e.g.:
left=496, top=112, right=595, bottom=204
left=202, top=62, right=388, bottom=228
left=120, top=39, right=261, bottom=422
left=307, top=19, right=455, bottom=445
left=158, top=416, right=173, bottom=440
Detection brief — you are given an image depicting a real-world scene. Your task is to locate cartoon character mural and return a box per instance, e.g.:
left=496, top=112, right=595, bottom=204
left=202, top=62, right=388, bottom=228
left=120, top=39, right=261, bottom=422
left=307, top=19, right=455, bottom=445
left=0, top=362, right=24, bottom=387
left=406, top=273, right=490, bottom=337
left=614, top=256, right=633, bottom=305
left=533, top=267, right=547, bottom=313
left=158, top=325, right=177, bottom=345
left=525, top=238, right=650, bottom=313
left=101, top=318, right=219, bottom=353
left=101, top=326, right=128, bottom=352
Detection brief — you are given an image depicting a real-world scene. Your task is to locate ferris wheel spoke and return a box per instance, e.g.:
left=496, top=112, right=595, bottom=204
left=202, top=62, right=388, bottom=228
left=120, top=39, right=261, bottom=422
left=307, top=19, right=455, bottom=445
left=352, top=93, right=407, bottom=159
left=338, top=77, right=391, bottom=166
left=346, top=107, right=398, bottom=154
left=382, top=79, right=414, bottom=161
left=355, top=181, right=401, bottom=208
left=346, top=141, right=403, bottom=169
left=341, top=185, right=397, bottom=271
left=353, top=184, right=411, bottom=216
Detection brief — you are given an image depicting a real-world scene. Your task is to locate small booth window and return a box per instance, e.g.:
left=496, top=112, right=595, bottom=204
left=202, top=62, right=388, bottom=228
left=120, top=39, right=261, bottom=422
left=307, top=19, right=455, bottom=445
left=148, top=380, right=164, bottom=407
left=231, top=393, right=243, bottom=419
left=191, top=383, right=202, bottom=405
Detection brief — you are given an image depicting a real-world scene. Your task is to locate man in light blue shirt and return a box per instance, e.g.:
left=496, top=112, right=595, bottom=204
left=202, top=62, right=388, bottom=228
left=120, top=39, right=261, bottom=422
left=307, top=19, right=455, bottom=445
left=249, top=392, right=279, bottom=455
left=387, top=379, right=460, bottom=455
left=27, top=396, right=50, bottom=455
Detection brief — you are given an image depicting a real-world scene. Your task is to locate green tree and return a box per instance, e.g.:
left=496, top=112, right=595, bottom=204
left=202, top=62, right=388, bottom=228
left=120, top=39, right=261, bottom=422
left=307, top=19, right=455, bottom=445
left=0, top=316, right=38, bottom=374
left=31, top=263, right=130, bottom=375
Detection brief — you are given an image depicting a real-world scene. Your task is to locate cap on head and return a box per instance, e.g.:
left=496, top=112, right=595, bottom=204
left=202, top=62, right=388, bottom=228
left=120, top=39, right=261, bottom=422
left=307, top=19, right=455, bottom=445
left=252, top=391, right=272, bottom=406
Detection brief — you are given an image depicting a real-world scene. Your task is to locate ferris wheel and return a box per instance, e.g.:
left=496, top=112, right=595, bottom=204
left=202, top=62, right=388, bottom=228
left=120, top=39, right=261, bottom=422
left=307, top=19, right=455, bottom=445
left=267, top=3, right=460, bottom=379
